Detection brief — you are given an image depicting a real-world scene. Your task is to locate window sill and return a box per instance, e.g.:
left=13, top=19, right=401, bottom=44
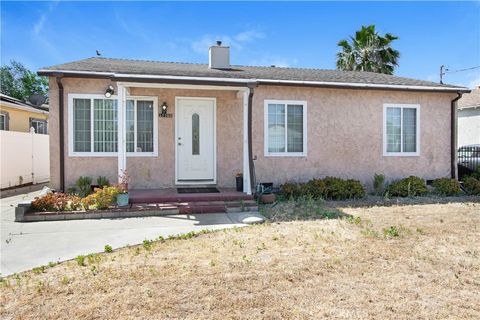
left=68, top=152, right=158, bottom=157
left=264, top=152, right=307, bottom=158
left=383, top=152, right=420, bottom=157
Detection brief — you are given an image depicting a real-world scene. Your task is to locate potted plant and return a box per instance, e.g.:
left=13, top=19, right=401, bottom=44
left=235, top=172, right=243, bottom=192
left=116, top=170, right=130, bottom=207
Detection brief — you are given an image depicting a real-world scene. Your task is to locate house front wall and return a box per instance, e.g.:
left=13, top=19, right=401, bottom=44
left=252, top=85, right=456, bottom=186
left=48, top=77, right=456, bottom=191
left=48, top=77, right=244, bottom=190
left=0, top=103, right=48, bottom=133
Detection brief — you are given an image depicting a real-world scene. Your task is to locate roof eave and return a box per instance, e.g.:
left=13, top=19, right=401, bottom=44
left=37, top=69, right=470, bottom=93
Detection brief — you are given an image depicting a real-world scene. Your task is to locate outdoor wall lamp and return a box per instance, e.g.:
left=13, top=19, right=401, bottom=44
left=104, top=85, right=115, bottom=98
left=160, top=102, right=168, bottom=117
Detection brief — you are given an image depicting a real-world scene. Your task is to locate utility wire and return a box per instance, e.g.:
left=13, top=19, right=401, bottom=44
left=445, top=65, right=480, bottom=74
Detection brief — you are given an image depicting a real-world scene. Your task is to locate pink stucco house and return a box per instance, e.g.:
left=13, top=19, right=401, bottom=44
left=38, top=43, right=469, bottom=195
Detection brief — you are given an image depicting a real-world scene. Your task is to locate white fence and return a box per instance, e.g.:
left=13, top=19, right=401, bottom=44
left=0, top=130, right=50, bottom=189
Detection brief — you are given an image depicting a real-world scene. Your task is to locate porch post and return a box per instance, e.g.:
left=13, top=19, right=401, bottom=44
left=117, top=84, right=127, bottom=182
left=242, top=89, right=251, bottom=194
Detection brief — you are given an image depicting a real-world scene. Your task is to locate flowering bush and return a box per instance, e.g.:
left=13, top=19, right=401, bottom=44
left=118, top=170, right=130, bottom=193
left=30, top=193, right=82, bottom=212
left=82, top=186, right=121, bottom=210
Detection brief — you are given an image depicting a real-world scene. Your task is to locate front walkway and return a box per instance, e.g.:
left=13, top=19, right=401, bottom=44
left=0, top=190, right=257, bottom=276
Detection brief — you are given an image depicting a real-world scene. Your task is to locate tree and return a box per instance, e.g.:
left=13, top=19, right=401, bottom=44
left=0, top=60, right=48, bottom=101
left=336, top=25, right=400, bottom=75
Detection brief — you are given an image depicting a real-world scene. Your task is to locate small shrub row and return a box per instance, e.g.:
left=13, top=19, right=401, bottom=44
left=463, top=176, right=480, bottom=195
left=31, top=185, right=121, bottom=212
left=281, top=177, right=365, bottom=200
left=386, top=176, right=428, bottom=197
left=432, top=178, right=461, bottom=196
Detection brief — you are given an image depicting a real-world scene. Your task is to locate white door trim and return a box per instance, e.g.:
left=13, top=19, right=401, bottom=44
left=175, top=96, right=217, bottom=185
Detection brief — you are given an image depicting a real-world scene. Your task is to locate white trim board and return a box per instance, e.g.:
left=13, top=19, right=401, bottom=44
left=39, top=69, right=468, bottom=92
left=383, top=103, right=421, bottom=157
left=175, top=96, right=217, bottom=185
left=67, top=93, right=158, bottom=157
left=264, top=99, right=308, bottom=157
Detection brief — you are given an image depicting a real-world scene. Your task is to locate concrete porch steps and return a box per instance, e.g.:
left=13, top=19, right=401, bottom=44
left=129, top=189, right=254, bottom=205
left=131, top=199, right=259, bottom=215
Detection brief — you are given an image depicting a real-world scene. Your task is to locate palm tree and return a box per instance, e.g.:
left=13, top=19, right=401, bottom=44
left=336, top=25, right=400, bottom=75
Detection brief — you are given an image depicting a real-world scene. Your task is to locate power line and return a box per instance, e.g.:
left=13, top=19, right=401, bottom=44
left=445, top=65, right=480, bottom=74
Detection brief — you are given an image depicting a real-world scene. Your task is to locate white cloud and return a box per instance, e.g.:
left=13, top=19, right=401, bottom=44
left=249, top=56, right=298, bottom=68
left=32, top=0, right=59, bottom=35
left=191, top=29, right=265, bottom=55
left=33, top=15, right=46, bottom=35
left=234, top=30, right=265, bottom=43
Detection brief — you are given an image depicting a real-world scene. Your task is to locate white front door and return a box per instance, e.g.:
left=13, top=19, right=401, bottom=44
left=176, top=97, right=216, bottom=183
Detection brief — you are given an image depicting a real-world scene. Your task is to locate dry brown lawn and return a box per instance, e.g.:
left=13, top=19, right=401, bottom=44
left=1, top=202, right=479, bottom=319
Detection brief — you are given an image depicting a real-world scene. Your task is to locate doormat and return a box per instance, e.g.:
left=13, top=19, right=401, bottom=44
left=177, top=187, right=220, bottom=194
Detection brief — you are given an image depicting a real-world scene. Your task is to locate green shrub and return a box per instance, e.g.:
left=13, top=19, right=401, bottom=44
left=82, top=186, right=121, bottom=210
left=323, top=177, right=347, bottom=200
left=281, top=177, right=365, bottom=200
left=280, top=181, right=302, bottom=199
left=344, top=179, right=366, bottom=199
left=387, top=176, right=428, bottom=197
left=104, top=245, right=113, bottom=253
left=303, top=179, right=327, bottom=199
left=432, top=178, right=461, bottom=196
left=97, top=176, right=110, bottom=187
left=463, top=177, right=480, bottom=195
left=373, top=173, right=386, bottom=195
left=76, top=176, right=92, bottom=197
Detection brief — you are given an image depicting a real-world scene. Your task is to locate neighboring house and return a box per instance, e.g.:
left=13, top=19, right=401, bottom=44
left=38, top=43, right=469, bottom=194
left=458, top=86, right=480, bottom=147
left=0, top=94, right=50, bottom=189
left=0, top=94, right=49, bottom=134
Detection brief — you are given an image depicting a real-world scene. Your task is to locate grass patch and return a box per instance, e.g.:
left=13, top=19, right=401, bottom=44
left=1, top=203, right=478, bottom=319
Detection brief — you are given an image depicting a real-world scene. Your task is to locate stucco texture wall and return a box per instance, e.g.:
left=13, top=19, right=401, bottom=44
left=0, top=103, right=48, bottom=133
left=48, top=77, right=455, bottom=190
left=48, top=77, right=243, bottom=190
left=252, top=86, right=456, bottom=186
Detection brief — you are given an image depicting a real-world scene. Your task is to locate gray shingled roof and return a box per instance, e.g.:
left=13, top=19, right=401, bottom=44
left=39, top=57, right=466, bottom=90
left=458, top=87, right=480, bottom=109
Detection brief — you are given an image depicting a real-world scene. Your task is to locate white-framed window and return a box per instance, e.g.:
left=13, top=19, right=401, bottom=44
left=0, top=111, right=8, bottom=131
left=264, top=100, right=307, bottom=156
left=68, top=94, right=158, bottom=157
left=30, top=118, right=48, bottom=134
left=383, top=103, right=420, bottom=156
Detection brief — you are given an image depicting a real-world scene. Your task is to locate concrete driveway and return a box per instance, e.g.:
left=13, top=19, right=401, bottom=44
left=1, top=189, right=257, bottom=276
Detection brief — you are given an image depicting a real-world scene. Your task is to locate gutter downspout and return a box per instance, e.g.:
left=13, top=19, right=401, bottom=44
left=451, top=92, right=462, bottom=180
left=55, top=76, right=65, bottom=191
left=247, top=83, right=257, bottom=193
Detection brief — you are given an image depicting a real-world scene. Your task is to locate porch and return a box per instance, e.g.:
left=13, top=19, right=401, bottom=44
left=113, top=82, right=255, bottom=194
left=129, top=188, right=257, bottom=214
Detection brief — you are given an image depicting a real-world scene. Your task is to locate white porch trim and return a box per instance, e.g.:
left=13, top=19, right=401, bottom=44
left=117, top=84, right=127, bottom=183
left=243, top=90, right=252, bottom=195
left=116, top=81, right=252, bottom=194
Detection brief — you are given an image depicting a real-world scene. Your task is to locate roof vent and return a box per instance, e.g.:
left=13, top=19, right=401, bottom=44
left=209, top=41, right=230, bottom=69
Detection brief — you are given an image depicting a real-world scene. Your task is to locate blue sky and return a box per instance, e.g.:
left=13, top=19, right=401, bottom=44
left=1, top=1, right=479, bottom=87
